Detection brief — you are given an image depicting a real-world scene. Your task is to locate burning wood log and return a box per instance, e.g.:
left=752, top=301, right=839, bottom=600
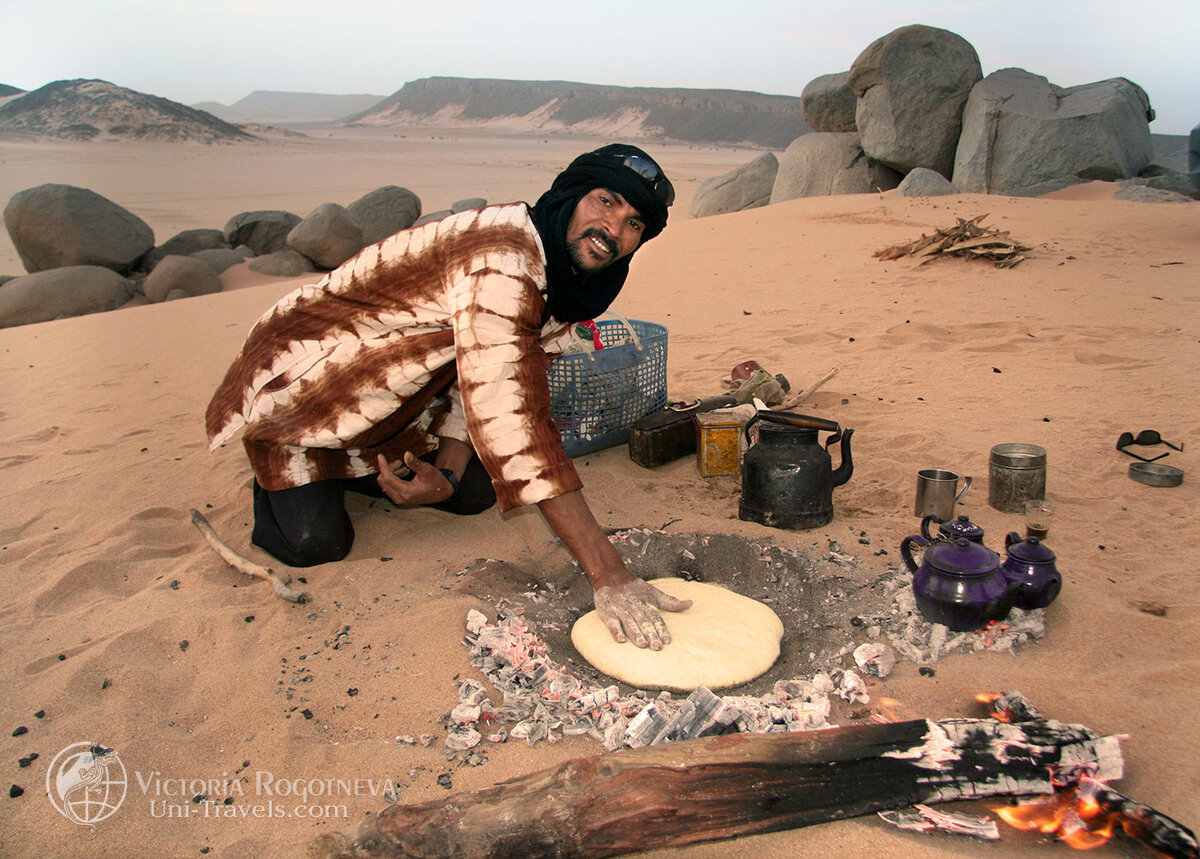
left=310, top=715, right=1122, bottom=859
left=996, top=776, right=1198, bottom=858
left=874, top=214, right=1030, bottom=268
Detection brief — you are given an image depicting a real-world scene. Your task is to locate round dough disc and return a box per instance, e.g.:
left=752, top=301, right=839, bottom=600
left=570, top=578, right=784, bottom=691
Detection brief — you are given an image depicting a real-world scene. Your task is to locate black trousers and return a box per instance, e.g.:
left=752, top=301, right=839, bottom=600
left=250, top=452, right=496, bottom=567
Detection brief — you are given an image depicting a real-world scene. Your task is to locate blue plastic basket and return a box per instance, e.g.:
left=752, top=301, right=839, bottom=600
left=547, top=317, right=669, bottom=457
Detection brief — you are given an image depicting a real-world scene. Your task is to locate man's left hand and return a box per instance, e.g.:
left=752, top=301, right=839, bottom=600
left=376, top=452, right=454, bottom=506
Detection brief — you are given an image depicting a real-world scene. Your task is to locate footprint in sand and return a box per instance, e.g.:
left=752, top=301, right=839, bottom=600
left=0, top=454, right=37, bottom=469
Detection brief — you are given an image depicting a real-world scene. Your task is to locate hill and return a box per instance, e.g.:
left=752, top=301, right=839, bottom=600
left=0, top=84, right=25, bottom=98
left=0, top=79, right=256, bottom=143
left=195, top=90, right=386, bottom=124
left=346, top=77, right=811, bottom=149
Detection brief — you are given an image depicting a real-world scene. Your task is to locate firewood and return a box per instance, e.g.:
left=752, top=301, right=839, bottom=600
left=188, top=508, right=309, bottom=603
left=310, top=716, right=1123, bottom=859
left=874, top=214, right=1029, bottom=267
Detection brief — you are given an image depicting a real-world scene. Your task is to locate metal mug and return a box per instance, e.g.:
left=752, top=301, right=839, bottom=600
left=914, top=469, right=973, bottom=521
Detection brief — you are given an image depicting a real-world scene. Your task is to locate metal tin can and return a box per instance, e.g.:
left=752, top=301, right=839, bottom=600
left=694, top=412, right=744, bottom=477
left=988, top=443, right=1047, bottom=514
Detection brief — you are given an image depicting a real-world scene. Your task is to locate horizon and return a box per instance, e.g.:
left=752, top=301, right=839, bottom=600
left=2, top=1, right=1197, bottom=135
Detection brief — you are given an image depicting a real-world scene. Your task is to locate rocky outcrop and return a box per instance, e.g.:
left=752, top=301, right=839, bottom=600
left=953, top=69, right=1155, bottom=196
left=347, top=186, right=421, bottom=246
left=0, top=79, right=255, bottom=143
left=248, top=250, right=318, bottom=277
left=142, top=255, right=223, bottom=302
left=0, top=265, right=135, bottom=328
left=349, top=77, right=813, bottom=149
left=689, top=153, right=779, bottom=218
left=771, top=133, right=901, bottom=202
left=801, top=73, right=857, bottom=133
left=286, top=203, right=364, bottom=270
left=4, top=184, right=154, bottom=274
left=223, top=210, right=302, bottom=256
left=848, top=25, right=981, bottom=178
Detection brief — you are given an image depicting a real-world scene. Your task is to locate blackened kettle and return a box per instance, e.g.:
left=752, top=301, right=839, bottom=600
left=738, top=410, right=853, bottom=530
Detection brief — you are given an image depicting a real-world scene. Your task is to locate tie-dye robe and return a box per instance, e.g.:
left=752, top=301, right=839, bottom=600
left=205, top=203, right=582, bottom=512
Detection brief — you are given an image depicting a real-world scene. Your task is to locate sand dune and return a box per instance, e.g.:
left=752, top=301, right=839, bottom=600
left=1, top=130, right=1198, bottom=857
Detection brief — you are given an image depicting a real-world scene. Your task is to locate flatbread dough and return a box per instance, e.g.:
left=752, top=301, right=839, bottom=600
left=570, top=578, right=784, bottom=691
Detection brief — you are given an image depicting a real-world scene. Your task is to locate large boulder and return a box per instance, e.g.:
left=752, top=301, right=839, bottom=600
left=771, top=133, right=902, bottom=202
left=801, top=72, right=857, bottom=133
left=141, top=228, right=229, bottom=272
left=689, top=153, right=779, bottom=218
left=191, top=247, right=251, bottom=274
left=223, top=210, right=301, bottom=255
left=248, top=249, right=318, bottom=277
left=286, top=203, right=364, bottom=270
left=848, top=24, right=982, bottom=178
left=0, top=265, right=135, bottom=328
left=142, top=255, right=223, bottom=302
left=1191, top=123, right=1200, bottom=189
left=897, top=167, right=960, bottom=197
left=953, top=69, right=1155, bottom=196
left=347, top=186, right=421, bottom=246
left=451, top=197, right=488, bottom=213
left=3, top=184, right=154, bottom=275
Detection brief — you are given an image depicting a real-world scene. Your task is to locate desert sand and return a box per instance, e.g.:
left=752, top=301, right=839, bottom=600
left=1, top=127, right=1198, bottom=858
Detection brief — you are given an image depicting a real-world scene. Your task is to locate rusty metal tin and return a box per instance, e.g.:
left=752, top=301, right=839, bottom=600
left=695, top=412, right=744, bottom=477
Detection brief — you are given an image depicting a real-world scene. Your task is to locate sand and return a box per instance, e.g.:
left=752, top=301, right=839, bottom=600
left=1, top=127, right=1198, bottom=858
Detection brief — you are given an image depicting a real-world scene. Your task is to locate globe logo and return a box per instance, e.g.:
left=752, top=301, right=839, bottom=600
left=46, top=743, right=127, bottom=826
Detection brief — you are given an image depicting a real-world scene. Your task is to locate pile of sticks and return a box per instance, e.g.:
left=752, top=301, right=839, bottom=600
left=874, top=214, right=1030, bottom=268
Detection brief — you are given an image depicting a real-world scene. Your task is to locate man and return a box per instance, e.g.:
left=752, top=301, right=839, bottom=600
left=206, top=144, right=690, bottom=649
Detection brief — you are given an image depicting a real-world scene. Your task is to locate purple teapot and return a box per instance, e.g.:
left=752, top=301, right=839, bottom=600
left=1002, top=533, right=1062, bottom=610
left=920, top=513, right=986, bottom=544
left=901, top=535, right=1019, bottom=631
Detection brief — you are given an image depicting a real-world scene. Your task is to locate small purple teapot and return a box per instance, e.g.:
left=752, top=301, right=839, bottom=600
left=901, top=535, right=1019, bottom=631
left=920, top=513, right=986, bottom=544
left=1002, top=533, right=1062, bottom=610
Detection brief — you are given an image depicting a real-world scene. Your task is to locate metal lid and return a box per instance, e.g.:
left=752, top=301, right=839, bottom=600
left=926, top=537, right=1001, bottom=576
left=1129, top=461, right=1184, bottom=487
left=990, top=443, right=1047, bottom=468
left=1006, top=535, right=1056, bottom=564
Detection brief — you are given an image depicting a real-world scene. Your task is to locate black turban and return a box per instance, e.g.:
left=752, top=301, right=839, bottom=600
left=533, top=144, right=672, bottom=324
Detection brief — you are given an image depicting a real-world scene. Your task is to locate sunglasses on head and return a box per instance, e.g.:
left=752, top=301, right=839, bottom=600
left=1116, top=429, right=1183, bottom=462
left=612, top=152, right=675, bottom=207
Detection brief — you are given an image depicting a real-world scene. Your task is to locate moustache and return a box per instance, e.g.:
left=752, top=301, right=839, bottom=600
left=580, top=227, right=617, bottom=256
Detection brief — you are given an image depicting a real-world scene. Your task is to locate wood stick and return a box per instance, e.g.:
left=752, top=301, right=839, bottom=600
left=779, top=365, right=840, bottom=409
left=310, top=716, right=1123, bottom=859
left=188, top=508, right=309, bottom=603
left=1076, top=776, right=1199, bottom=859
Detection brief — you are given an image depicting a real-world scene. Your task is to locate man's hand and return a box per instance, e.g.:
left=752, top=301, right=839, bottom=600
left=594, top=577, right=692, bottom=650
left=376, top=452, right=454, bottom=506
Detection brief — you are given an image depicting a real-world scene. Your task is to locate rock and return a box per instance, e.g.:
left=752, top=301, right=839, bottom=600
left=953, top=69, right=1155, bottom=196
left=3, top=183, right=155, bottom=275
left=451, top=197, right=487, bottom=213
left=286, top=202, right=364, bottom=270
left=347, top=185, right=421, bottom=246
left=1113, top=182, right=1193, bottom=203
left=191, top=247, right=251, bottom=274
left=771, top=132, right=902, bottom=202
left=689, top=153, right=779, bottom=218
left=1191, top=123, right=1200, bottom=189
left=141, top=228, right=229, bottom=272
left=848, top=25, right=982, bottom=177
left=142, top=255, right=223, bottom=302
left=0, top=265, right=135, bottom=328
left=801, top=72, right=857, bottom=133
left=223, top=210, right=301, bottom=255
left=247, top=249, right=318, bottom=277
left=0, top=275, right=15, bottom=287
left=413, top=210, right=453, bottom=227
left=1127, top=168, right=1198, bottom=200
left=897, top=167, right=959, bottom=196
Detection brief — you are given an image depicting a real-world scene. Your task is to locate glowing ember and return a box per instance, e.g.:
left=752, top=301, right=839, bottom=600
left=994, top=776, right=1200, bottom=854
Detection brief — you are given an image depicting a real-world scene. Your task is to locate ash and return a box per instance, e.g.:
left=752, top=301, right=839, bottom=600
left=441, top=529, right=1047, bottom=756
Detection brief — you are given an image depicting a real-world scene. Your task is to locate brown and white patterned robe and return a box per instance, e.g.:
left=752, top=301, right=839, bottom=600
left=206, top=203, right=582, bottom=512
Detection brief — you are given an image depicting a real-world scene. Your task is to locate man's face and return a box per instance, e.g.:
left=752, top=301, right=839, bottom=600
left=565, top=187, right=645, bottom=274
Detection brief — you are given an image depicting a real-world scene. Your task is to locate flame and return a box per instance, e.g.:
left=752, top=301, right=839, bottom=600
left=975, top=691, right=1012, bottom=722
left=993, top=778, right=1127, bottom=851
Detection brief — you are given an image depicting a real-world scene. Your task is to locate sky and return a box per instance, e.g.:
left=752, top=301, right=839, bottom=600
left=2, top=0, right=1197, bottom=134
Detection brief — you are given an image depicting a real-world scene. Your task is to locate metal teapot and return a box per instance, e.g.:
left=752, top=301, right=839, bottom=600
left=900, top=535, right=1019, bottom=631
left=1002, top=533, right=1062, bottom=609
left=920, top=513, right=986, bottom=544
left=738, top=410, right=853, bottom=530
